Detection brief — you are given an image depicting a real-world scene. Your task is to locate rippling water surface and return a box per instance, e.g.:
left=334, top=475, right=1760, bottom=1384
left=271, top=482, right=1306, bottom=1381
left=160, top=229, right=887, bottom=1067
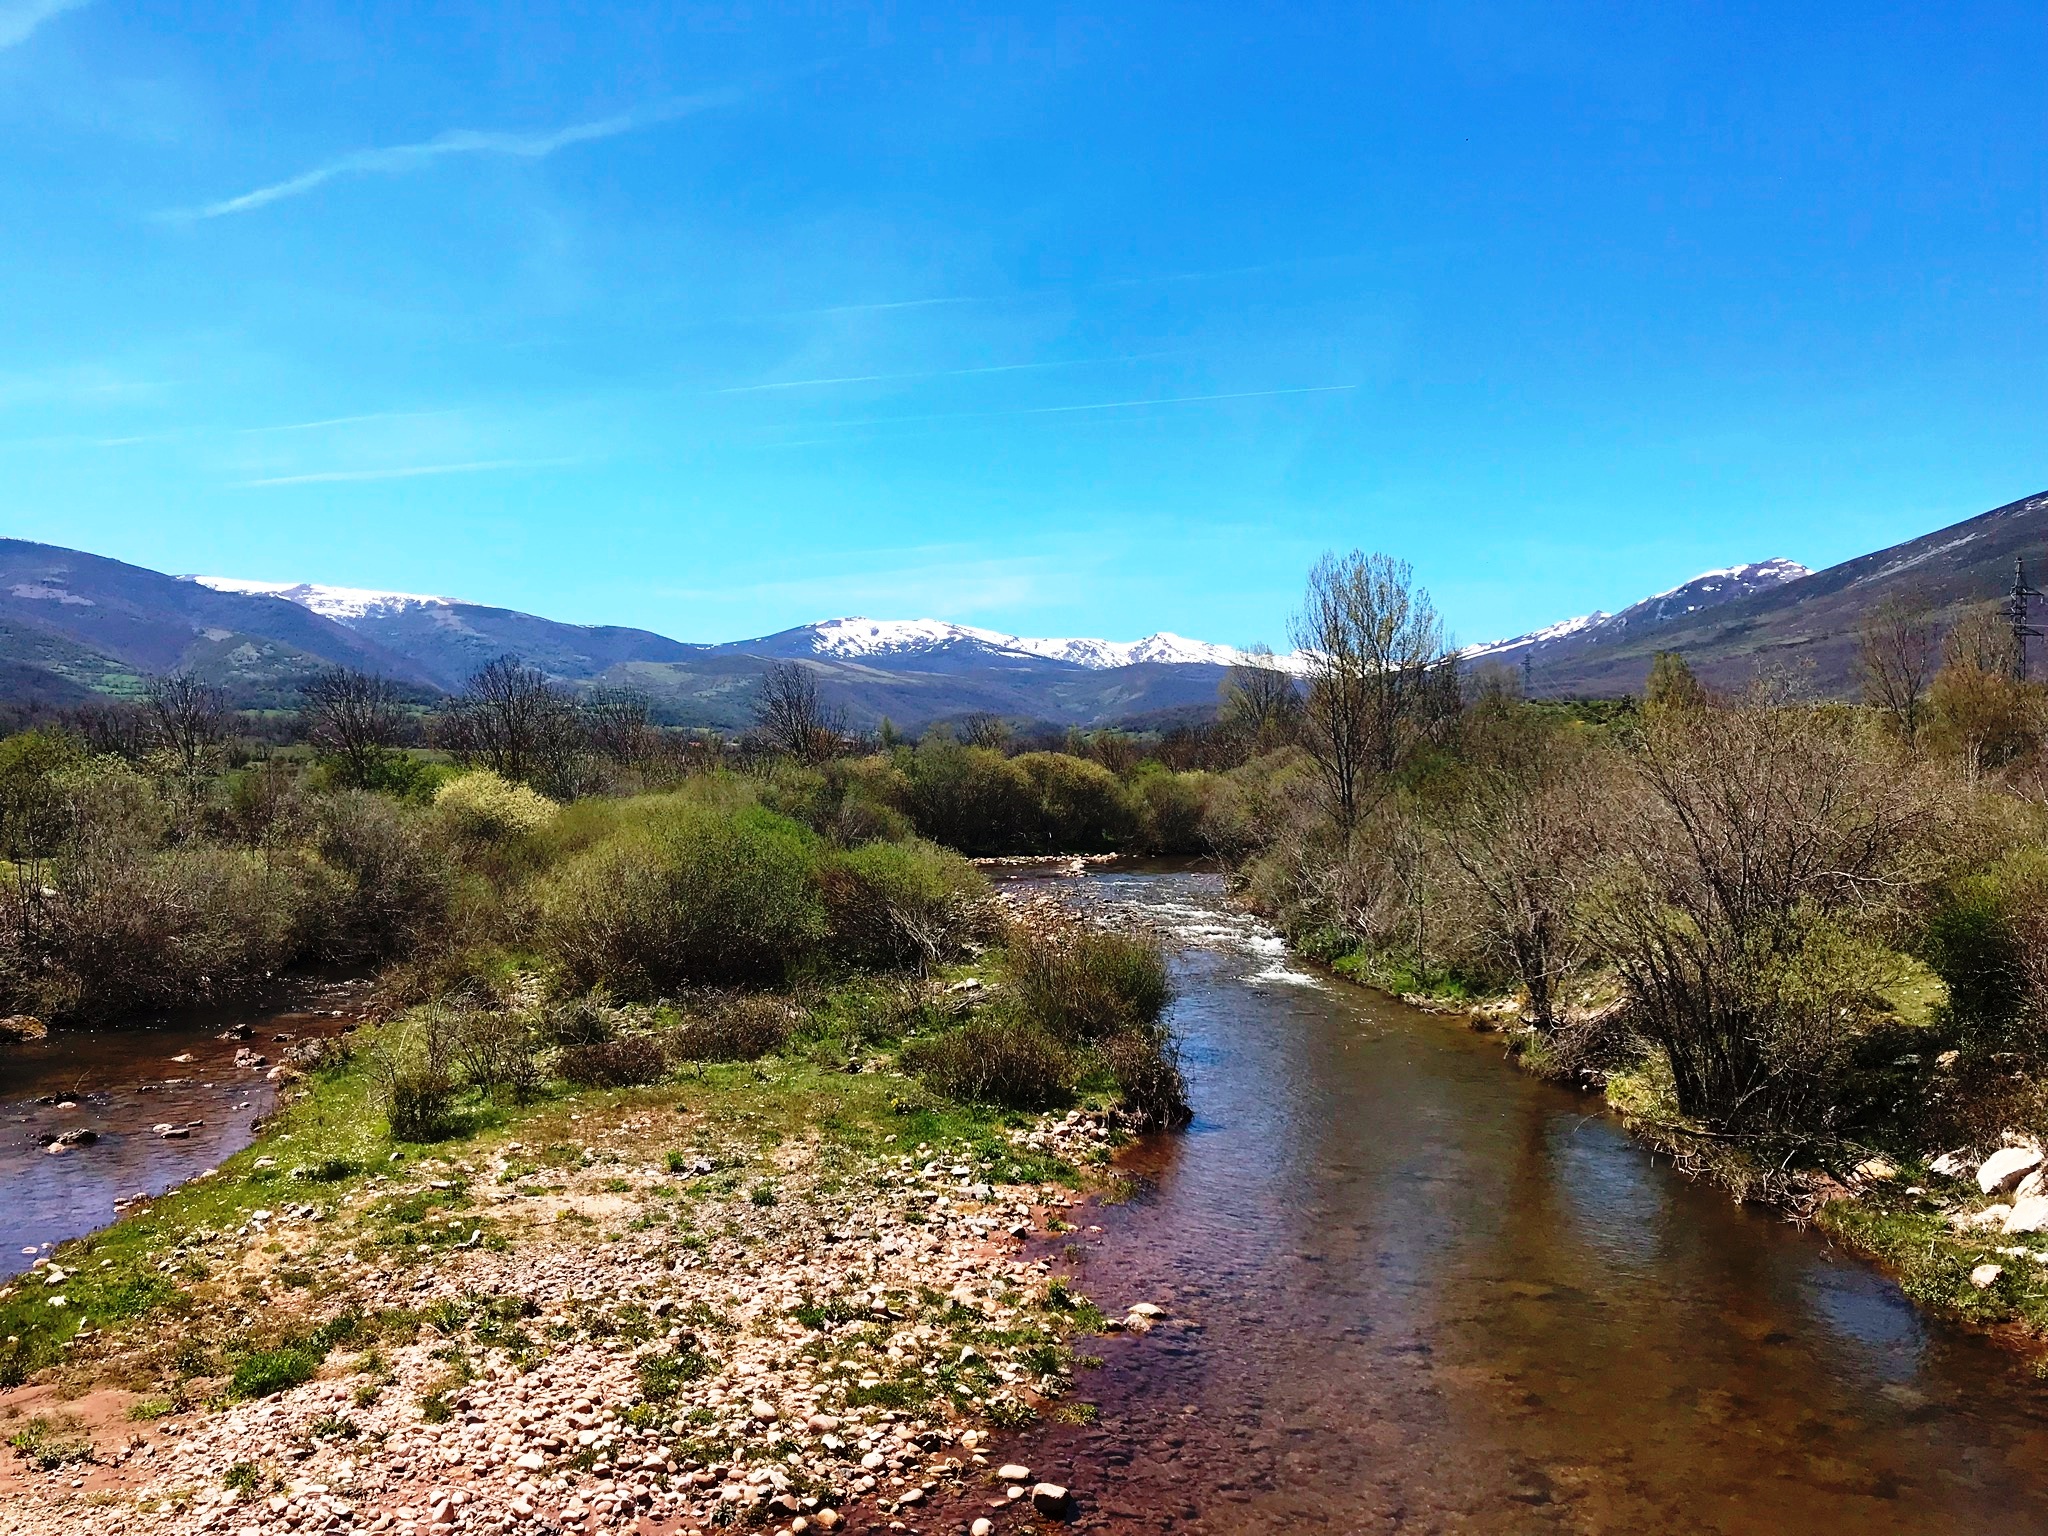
left=997, top=867, right=2048, bottom=1534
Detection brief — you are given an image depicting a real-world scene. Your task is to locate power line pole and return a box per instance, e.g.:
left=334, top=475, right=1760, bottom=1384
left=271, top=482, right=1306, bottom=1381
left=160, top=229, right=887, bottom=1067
left=1521, top=650, right=1533, bottom=698
left=2006, top=555, right=2042, bottom=682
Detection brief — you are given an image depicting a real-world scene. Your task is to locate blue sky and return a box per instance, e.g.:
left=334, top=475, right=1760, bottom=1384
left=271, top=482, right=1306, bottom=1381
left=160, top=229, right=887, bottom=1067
left=1, top=1, right=2040, bottom=648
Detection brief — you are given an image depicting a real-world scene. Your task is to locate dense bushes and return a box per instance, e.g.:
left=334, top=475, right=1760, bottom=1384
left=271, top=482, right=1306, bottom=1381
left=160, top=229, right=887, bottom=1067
left=1006, top=926, right=1171, bottom=1041
left=539, top=801, right=829, bottom=993
left=818, top=838, right=986, bottom=968
left=904, top=921, right=1187, bottom=1125
left=903, top=1017, right=1076, bottom=1110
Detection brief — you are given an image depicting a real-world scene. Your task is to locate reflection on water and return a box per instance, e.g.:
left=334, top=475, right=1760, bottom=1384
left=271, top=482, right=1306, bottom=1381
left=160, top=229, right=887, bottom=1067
left=999, top=869, right=2048, bottom=1534
left=0, top=983, right=364, bottom=1278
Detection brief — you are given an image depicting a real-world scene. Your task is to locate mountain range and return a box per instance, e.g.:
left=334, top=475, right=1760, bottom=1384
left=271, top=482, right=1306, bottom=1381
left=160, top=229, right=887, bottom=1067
left=2, top=485, right=2042, bottom=727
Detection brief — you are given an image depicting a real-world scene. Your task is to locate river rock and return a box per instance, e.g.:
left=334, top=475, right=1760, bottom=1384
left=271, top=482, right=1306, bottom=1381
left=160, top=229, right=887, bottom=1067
left=2003, top=1196, right=2048, bottom=1233
left=2018, top=1170, right=2047, bottom=1201
left=1972, top=1263, right=2004, bottom=1289
left=1977, top=1147, right=2042, bottom=1194
left=1929, top=1150, right=1968, bottom=1177
left=996, top=1464, right=1031, bottom=1482
left=1031, top=1482, right=1072, bottom=1516
left=0, top=1014, right=46, bottom=1043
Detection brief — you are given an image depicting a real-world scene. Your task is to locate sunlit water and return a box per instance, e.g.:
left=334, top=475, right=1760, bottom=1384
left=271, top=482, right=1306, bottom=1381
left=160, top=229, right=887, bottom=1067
left=988, top=867, right=2048, bottom=1534
left=0, top=983, right=364, bottom=1278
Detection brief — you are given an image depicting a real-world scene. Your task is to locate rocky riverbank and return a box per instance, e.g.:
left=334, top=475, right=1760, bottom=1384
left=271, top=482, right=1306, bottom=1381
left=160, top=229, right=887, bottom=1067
left=0, top=1018, right=1155, bottom=1535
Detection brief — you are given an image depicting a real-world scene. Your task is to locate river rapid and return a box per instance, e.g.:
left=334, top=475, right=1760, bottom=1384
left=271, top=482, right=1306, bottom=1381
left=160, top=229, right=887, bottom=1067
left=1002, top=866, right=2048, bottom=1534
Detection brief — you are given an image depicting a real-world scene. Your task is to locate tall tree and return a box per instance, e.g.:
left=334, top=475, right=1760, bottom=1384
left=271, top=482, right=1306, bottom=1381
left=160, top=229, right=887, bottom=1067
left=301, top=667, right=406, bottom=786
left=752, top=662, right=843, bottom=763
left=1855, top=595, right=1936, bottom=745
left=1288, top=552, right=1453, bottom=830
left=143, top=672, right=230, bottom=783
left=1643, top=651, right=1707, bottom=716
left=439, top=656, right=579, bottom=790
left=583, top=687, right=657, bottom=766
left=1219, top=644, right=1303, bottom=751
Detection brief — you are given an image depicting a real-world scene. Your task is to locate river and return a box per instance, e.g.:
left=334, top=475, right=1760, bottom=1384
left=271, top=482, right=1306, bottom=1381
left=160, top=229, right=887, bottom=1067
left=996, top=866, right=2048, bottom=1534
left=0, top=979, right=366, bottom=1279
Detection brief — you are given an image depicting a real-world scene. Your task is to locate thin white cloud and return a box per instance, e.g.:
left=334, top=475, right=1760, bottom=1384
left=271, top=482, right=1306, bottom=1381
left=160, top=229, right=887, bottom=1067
left=714, top=351, right=1185, bottom=396
left=0, top=0, right=90, bottom=50
left=804, top=383, right=1357, bottom=431
left=237, top=408, right=467, bottom=435
left=183, top=91, right=742, bottom=219
left=234, top=457, right=574, bottom=488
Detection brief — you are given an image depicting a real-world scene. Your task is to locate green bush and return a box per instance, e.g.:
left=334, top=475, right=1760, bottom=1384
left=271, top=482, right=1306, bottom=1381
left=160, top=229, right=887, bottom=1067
left=904, top=1016, right=1075, bottom=1109
left=434, top=769, right=558, bottom=841
left=375, top=1059, right=456, bottom=1141
left=1098, top=1028, right=1192, bottom=1129
left=819, top=838, right=986, bottom=968
left=539, top=802, right=827, bottom=993
left=1007, top=926, right=1171, bottom=1042
left=1011, top=752, right=1133, bottom=852
left=1921, top=885, right=2023, bottom=1040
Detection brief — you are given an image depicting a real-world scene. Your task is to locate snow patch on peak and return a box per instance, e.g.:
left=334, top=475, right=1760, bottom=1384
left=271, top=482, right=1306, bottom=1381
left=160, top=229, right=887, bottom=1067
left=791, top=617, right=1303, bottom=671
left=1461, top=557, right=1809, bottom=660
left=186, top=576, right=455, bottom=622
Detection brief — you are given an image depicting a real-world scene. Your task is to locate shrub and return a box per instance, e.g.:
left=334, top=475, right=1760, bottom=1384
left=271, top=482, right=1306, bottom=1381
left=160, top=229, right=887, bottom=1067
left=1920, top=884, right=2024, bottom=1042
left=446, top=1009, right=543, bottom=1099
left=558, top=1035, right=668, bottom=1087
left=668, top=995, right=792, bottom=1061
left=819, top=838, right=987, bottom=968
left=434, top=769, right=558, bottom=841
left=307, top=791, right=453, bottom=962
left=1099, top=1028, right=1192, bottom=1129
left=1011, top=752, right=1133, bottom=852
left=1007, top=926, right=1171, bottom=1042
left=1128, top=766, right=1213, bottom=854
left=8, top=841, right=310, bottom=1021
left=542, top=993, right=617, bottom=1047
left=371, top=1048, right=457, bottom=1141
left=539, top=802, right=827, bottom=993
left=904, top=1016, right=1075, bottom=1109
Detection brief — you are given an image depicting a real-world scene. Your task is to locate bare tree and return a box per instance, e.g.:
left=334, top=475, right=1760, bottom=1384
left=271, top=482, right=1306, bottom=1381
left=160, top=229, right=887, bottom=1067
left=1220, top=644, right=1303, bottom=751
left=1585, top=688, right=1934, bottom=1130
left=1423, top=714, right=1608, bottom=1029
left=959, top=712, right=1012, bottom=751
left=1288, top=552, right=1454, bottom=830
left=1928, top=603, right=2036, bottom=776
left=752, top=662, right=843, bottom=763
left=143, top=672, right=231, bottom=782
left=583, top=687, right=657, bottom=766
left=301, top=667, right=406, bottom=785
left=439, top=656, right=579, bottom=790
left=1855, top=595, right=1936, bottom=745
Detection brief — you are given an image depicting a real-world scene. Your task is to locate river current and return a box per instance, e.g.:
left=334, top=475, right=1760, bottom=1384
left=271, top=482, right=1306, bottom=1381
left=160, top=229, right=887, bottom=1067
left=1001, top=866, right=2048, bottom=1534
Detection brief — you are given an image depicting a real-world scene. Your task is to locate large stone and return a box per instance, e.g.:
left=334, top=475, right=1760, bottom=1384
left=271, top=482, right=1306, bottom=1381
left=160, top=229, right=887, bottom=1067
left=0, top=1014, right=46, bottom=1043
left=1031, top=1483, right=1072, bottom=1516
left=1972, top=1263, right=2004, bottom=1290
left=1977, top=1146, right=2042, bottom=1195
left=2004, top=1196, right=2048, bottom=1234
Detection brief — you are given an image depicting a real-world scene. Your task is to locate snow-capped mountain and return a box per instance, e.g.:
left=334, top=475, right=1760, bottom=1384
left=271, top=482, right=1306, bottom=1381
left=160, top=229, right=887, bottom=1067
left=186, top=576, right=454, bottom=622
left=766, top=617, right=1294, bottom=672
left=1465, top=559, right=1810, bottom=661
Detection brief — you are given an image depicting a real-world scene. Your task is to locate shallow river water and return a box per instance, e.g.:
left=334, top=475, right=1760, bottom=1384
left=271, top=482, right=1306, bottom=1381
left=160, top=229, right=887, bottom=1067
left=1001, top=868, right=2048, bottom=1534
left=0, top=980, right=365, bottom=1278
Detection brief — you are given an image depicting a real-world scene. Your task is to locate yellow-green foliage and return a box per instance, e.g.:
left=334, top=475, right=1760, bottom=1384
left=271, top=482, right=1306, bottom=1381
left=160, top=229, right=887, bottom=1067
left=538, top=800, right=827, bottom=992
left=434, top=769, right=559, bottom=840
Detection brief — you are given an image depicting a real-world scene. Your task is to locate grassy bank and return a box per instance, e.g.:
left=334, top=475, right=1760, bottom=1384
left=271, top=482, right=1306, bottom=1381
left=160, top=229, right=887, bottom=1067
left=0, top=944, right=1166, bottom=1531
